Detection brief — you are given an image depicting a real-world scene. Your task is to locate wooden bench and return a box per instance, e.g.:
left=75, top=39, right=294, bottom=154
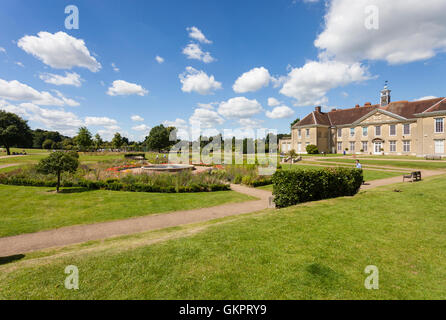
left=403, top=171, right=422, bottom=182
left=425, top=155, right=442, bottom=160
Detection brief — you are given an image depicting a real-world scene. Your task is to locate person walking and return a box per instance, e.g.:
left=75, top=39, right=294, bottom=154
left=355, top=160, right=362, bottom=169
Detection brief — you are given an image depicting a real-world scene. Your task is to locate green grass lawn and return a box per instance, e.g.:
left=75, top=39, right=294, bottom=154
left=319, top=158, right=446, bottom=170
left=0, top=148, right=49, bottom=155
left=0, top=185, right=254, bottom=237
left=0, top=154, right=47, bottom=165
left=0, top=153, right=124, bottom=165
left=1, top=175, right=445, bottom=299
left=356, top=155, right=446, bottom=161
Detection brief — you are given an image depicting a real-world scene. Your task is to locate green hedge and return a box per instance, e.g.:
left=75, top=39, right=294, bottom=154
left=272, top=168, right=363, bottom=208
left=0, top=176, right=229, bottom=193
left=124, top=153, right=146, bottom=159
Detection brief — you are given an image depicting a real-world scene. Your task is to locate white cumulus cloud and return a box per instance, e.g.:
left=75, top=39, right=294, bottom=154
left=239, top=118, right=264, bottom=129
left=155, top=56, right=164, bottom=64
left=18, top=31, right=101, bottom=72
left=233, top=67, right=271, bottom=93
left=189, top=108, right=224, bottom=129
left=266, top=106, right=295, bottom=119
left=218, top=97, right=263, bottom=119
left=39, top=72, right=83, bottom=87
left=132, top=124, right=151, bottom=132
left=182, top=43, right=214, bottom=63
left=280, top=60, right=371, bottom=106
left=0, top=78, right=79, bottom=106
left=107, top=80, right=148, bottom=96
left=315, top=0, right=446, bottom=65
left=0, top=101, right=84, bottom=136
left=131, top=115, right=144, bottom=122
left=187, top=26, right=212, bottom=44
left=267, top=97, right=281, bottom=107
left=85, top=116, right=117, bottom=126
left=179, top=67, right=222, bottom=95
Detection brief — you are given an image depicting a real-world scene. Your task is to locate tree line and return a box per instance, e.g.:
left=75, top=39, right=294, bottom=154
left=1, top=110, right=289, bottom=155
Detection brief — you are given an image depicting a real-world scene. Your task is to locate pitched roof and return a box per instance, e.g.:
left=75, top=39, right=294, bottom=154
left=293, top=97, right=445, bottom=128
left=384, top=98, right=444, bottom=118
left=420, top=98, right=446, bottom=113
left=328, top=105, right=378, bottom=126
left=296, top=112, right=316, bottom=126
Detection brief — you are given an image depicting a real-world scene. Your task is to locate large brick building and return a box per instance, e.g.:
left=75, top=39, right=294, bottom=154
left=285, top=86, right=446, bottom=157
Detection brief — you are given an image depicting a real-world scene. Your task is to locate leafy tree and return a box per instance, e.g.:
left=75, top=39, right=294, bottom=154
left=74, top=127, right=93, bottom=151
left=62, top=138, right=74, bottom=150
left=0, top=111, right=33, bottom=155
left=93, top=133, right=104, bottom=150
left=111, top=132, right=124, bottom=149
left=145, top=125, right=171, bottom=152
left=42, top=139, right=54, bottom=150
left=291, top=118, right=301, bottom=127
left=36, top=151, right=79, bottom=193
left=32, top=129, right=63, bottom=149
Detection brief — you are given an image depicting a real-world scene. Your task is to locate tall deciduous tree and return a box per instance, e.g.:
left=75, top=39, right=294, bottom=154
left=93, top=133, right=104, bottom=150
left=111, top=132, right=124, bottom=150
left=74, top=127, right=93, bottom=151
left=291, top=118, right=300, bottom=127
left=0, top=111, right=33, bottom=155
left=145, top=125, right=171, bottom=152
left=36, top=151, right=79, bottom=193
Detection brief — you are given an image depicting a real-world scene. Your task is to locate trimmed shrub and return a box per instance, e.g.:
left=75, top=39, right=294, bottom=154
left=124, top=153, right=146, bottom=159
left=306, top=144, right=319, bottom=154
left=0, top=175, right=229, bottom=194
left=272, top=168, right=363, bottom=208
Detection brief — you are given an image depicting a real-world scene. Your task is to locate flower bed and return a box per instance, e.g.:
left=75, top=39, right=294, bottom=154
left=0, top=164, right=230, bottom=193
left=106, top=164, right=142, bottom=172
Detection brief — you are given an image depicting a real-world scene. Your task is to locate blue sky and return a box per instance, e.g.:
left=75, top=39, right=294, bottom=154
left=1, top=0, right=445, bottom=141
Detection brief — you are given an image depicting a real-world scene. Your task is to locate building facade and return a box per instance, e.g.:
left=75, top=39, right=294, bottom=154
left=290, top=87, right=446, bottom=157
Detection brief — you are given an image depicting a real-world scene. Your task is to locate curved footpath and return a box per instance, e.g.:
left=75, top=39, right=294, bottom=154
left=1, top=171, right=445, bottom=257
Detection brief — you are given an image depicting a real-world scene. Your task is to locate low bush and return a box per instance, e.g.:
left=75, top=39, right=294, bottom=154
left=212, top=164, right=274, bottom=187
left=124, top=153, right=146, bottom=159
left=272, top=168, right=363, bottom=208
left=306, top=144, right=319, bottom=154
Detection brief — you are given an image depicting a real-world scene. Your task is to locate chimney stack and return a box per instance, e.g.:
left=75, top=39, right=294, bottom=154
left=331, top=108, right=337, bottom=112
left=315, top=106, right=322, bottom=113
left=355, top=104, right=360, bottom=108
left=364, top=102, right=372, bottom=107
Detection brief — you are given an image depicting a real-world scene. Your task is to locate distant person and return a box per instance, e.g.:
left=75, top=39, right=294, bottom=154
left=355, top=160, right=362, bottom=169
left=343, top=150, right=346, bottom=156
